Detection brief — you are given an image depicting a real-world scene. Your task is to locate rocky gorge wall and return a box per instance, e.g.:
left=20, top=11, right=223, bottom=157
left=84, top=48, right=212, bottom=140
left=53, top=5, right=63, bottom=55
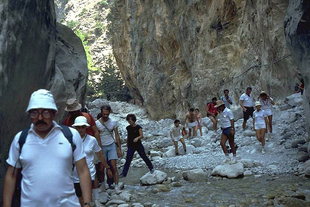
left=0, top=0, right=88, bottom=204
left=285, top=0, right=310, bottom=135
left=109, top=0, right=298, bottom=120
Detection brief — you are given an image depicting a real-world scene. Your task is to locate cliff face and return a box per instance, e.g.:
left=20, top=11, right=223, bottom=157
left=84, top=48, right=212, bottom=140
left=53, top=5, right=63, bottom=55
left=0, top=0, right=87, bottom=204
left=285, top=0, right=310, bottom=135
left=110, top=0, right=297, bottom=119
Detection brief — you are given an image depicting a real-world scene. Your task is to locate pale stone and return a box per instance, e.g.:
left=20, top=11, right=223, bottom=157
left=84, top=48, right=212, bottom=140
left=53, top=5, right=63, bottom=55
left=182, top=169, right=208, bottom=181
left=211, top=163, right=244, bottom=178
left=140, top=170, right=168, bottom=185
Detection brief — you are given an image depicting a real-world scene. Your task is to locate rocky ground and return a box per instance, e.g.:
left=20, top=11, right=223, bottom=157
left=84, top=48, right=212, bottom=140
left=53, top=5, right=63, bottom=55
left=87, top=93, right=310, bottom=206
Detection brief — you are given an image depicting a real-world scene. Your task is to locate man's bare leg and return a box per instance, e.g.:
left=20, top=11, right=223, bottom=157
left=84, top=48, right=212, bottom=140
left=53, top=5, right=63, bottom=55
left=180, top=138, right=187, bottom=153
left=173, top=141, right=179, bottom=155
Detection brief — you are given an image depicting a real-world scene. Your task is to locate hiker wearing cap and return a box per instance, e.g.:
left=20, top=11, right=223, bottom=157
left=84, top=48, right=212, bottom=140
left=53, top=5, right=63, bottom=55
left=239, top=87, right=255, bottom=130
left=220, top=89, right=233, bottom=109
left=206, top=97, right=219, bottom=131
left=120, top=114, right=154, bottom=177
left=253, top=101, right=268, bottom=153
left=185, top=108, right=198, bottom=138
left=72, top=116, right=112, bottom=206
left=3, top=89, right=92, bottom=207
left=215, top=100, right=237, bottom=163
left=258, top=91, right=275, bottom=139
left=95, top=104, right=122, bottom=193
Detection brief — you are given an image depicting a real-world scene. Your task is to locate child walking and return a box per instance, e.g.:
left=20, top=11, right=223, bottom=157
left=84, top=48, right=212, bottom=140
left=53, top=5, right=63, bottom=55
left=170, top=120, right=187, bottom=155
left=253, top=101, right=268, bottom=153
left=120, top=114, right=154, bottom=177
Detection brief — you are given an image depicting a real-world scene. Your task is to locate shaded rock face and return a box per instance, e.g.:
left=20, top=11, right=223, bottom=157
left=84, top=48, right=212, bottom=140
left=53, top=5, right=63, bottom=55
left=284, top=0, right=310, bottom=135
left=0, top=0, right=87, bottom=203
left=110, top=0, right=297, bottom=119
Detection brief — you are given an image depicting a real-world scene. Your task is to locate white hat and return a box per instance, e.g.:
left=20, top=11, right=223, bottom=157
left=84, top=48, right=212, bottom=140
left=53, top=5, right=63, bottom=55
left=26, top=89, right=58, bottom=112
left=255, top=101, right=262, bottom=107
left=72, top=116, right=90, bottom=127
left=215, top=100, right=225, bottom=108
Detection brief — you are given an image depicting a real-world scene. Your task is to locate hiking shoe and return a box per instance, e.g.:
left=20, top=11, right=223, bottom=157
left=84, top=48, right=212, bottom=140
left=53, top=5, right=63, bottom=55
left=261, top=148, right=266, bottom=154
left=175, top=152, right=179, bottom=156
left=114, top=184, right=121, bottom=194
left=150, top=169, right=155, bottom=174
left=223, top=156, right=231, bottom=164
left=119, top=173, right=126, bottom=178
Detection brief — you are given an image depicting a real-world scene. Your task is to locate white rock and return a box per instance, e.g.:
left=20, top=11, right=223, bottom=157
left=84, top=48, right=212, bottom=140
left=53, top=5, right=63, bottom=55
left=140, top=170, right=167, bottom=185
left=118, top=204, right=129, bottom=207
left=132, top=203, right=144, bottom=207
left=105, top=200, right=126, bottom=206
left=244, top=170, right=253, bottom=176
left=201, top=117, right=213, bottom=130
left=243, top=129, right=256, bottom=137
left=119, top=191, right=132, bottom=202
left=267, top=165, right=278, bottom=171
left=182, top=168, right=208, bottom=181
left=150, top=150, right=162, bottom=157
left=211, top=163, right=244, bottom=178
left=240, top=159, right=262, bottom=168
left=285, top=93, right=303, bottom=107
left=190, top=138, right=202, bottom=147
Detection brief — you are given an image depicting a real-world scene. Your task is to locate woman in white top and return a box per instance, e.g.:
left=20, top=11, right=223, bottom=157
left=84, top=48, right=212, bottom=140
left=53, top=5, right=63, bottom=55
left=258, top=91, right=275, bottom=135
left=72, top=116, right=111, bottom=207
left=253, top=102, right=268, bottom=153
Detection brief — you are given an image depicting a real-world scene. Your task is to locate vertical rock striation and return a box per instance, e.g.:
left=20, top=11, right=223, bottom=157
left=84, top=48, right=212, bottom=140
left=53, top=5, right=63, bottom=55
left=285, top=0, right=310, bottom=135
left=110, top=0, right=297, bottom=119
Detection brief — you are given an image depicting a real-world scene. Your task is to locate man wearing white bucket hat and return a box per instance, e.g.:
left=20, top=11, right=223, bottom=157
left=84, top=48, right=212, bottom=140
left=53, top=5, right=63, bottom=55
left=3, top=89, right=93, bottom=207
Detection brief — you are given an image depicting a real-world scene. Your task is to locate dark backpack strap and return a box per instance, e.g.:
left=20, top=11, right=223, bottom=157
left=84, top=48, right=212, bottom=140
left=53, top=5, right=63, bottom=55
left=18, top=128, right=30, bottom=154
left=60, top=125, right=76, bottom=152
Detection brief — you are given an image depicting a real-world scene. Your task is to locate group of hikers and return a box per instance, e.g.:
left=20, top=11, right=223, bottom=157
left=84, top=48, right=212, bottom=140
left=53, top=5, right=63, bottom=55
left=175, top=87, right=275, bottom=163
left=3, top=87, right=275, bottom=207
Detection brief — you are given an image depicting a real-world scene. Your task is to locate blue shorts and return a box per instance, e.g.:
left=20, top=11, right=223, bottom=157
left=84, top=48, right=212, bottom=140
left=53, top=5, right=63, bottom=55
left=102, top=143, right=118, bottom=161
left=222, top=127, right=232, bottom=136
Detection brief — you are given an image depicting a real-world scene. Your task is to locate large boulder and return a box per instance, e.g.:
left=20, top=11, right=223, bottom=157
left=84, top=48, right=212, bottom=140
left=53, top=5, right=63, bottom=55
left=182, top=169, right=208, bottom=182
left=284, top=93, right=304, bottom=107
left=211, top=162, right=244, bottom=178
left=140, top=170, right=167, bottom=185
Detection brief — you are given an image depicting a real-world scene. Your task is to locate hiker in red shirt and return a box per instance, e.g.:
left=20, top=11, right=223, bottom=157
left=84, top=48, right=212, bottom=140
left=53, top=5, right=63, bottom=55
left=206, top=97, right=218, bottom=131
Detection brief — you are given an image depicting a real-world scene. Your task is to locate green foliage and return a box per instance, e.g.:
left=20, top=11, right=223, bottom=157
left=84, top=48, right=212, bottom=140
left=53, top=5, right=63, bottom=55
left=87, top=57, right=131, bottom=102
left=98, top=0, right=109, bottom=8
left=66, top=20, right=79, bottom=29
left=79, top=8, right=88, bottom=16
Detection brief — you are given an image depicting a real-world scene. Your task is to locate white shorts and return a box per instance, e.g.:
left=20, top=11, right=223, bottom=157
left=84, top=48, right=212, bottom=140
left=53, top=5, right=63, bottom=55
left=188, top=121, right=198, bottom=128
left=171, top=136, right=183, bottom=142
left=255, top=124, right=266, bottom=130
left=264, top=109, right=272, bottom=116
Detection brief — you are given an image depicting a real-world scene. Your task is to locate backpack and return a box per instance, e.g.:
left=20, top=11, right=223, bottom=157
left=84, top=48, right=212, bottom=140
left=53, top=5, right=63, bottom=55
left=18, top=125, right=76, bottom=156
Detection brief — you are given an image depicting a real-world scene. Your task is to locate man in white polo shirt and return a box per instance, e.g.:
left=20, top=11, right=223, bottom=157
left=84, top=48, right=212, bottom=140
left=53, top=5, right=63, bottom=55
left=3, top=89, right=92, bottom=207
left=239, top=87, right=255, bottom=130
left=215, top=100, right=237, bottom=163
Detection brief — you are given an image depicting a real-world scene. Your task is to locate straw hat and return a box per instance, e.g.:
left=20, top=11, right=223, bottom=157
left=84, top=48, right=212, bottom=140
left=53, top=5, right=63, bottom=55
left=26, top=89, right=58, bottom=112
left=215, top=100, right=225, bottom=108
left=65, top=98, right=82, bottom=112
left=72, top=116, right=90, bottom=127
left=259, top=91, right=268, bottom=96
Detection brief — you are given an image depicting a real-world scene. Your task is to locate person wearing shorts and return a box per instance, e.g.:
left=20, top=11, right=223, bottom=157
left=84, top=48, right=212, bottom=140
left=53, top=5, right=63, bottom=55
left=185, top=108, right=198, bottom=138
left=170, top=120, right=187, bottom=155
left=195, top=108, right=203, bottom=136
left=239, top=87, right=255, bottom=130
left=253, top=101, right=268, bottom=153
left=259, top=91, right=275, bottom=139
left=96, top=104, right=122, bottom=194
left=215, top=100, right=237, bottom=163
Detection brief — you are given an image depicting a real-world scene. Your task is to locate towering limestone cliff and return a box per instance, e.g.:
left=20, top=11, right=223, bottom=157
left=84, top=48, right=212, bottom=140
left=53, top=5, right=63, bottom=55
left=0, top=0, right=88, bottom=203
left=285, top=0, right=310, bottom=135
left=109, top=0, right=298, bottom=119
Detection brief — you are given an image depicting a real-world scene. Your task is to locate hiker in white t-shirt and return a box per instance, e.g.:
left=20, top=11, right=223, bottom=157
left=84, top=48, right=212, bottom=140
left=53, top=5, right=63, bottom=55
left=253, top=101, right=268, bottom=154
left=215, top=100, right=237, bottom=163
left=258, top=91, right=275, bottom=139
left=95, top=104, right=122, bottom=193
left=3, top=89, right=92, bottom=207
left=170, top=120, right=187, bottom=156
left=239, top=87, right=255, bottom=130
left=72, top=116, right=111, bottom=206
